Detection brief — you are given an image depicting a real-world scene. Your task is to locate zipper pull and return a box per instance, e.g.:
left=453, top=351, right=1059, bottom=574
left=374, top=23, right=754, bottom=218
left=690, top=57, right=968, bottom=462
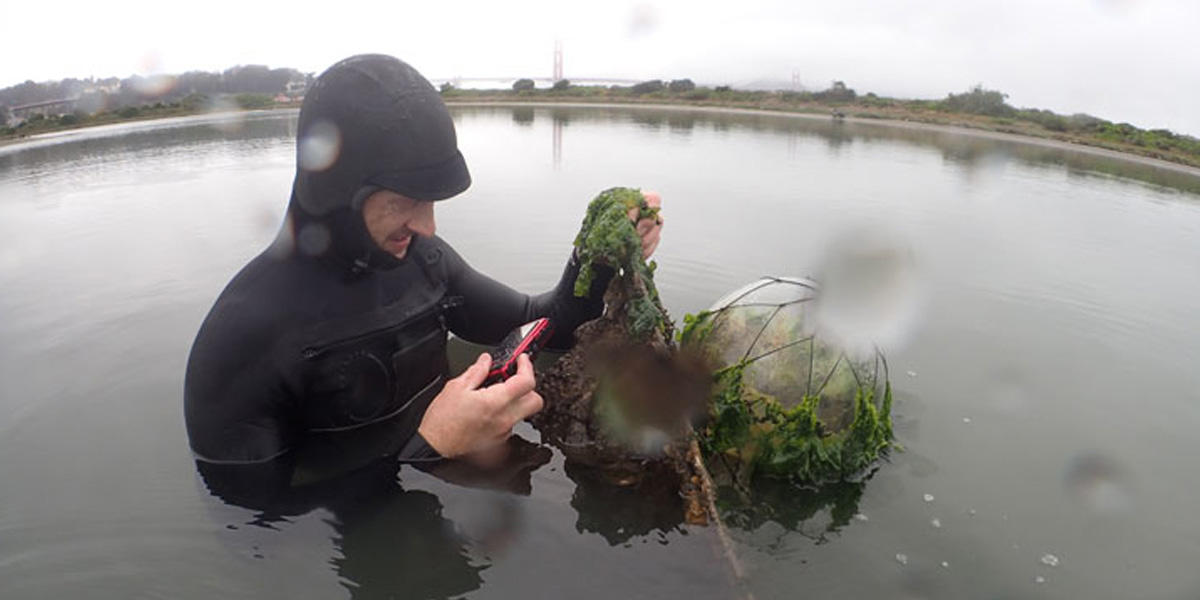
left=438, top=296, right=464, bottom=331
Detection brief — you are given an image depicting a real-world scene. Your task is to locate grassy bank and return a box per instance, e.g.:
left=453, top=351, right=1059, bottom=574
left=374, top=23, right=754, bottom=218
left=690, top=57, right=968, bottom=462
left=5, top=86, right=1199, bottom=171
left=440, top=85, right=1200, bottom=170
left=0, top=93, right=299, bottom=141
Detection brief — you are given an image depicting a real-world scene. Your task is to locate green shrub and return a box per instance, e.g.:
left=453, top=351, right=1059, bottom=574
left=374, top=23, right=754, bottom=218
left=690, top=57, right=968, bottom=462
left=668, top=78, right=695, bottom=93
left=233, top=93, right=273, bottom=109
left=940, top=85, right=1014, bottom=117
left=631, top=79, right=664, bottom=94
left=813, top=81, right=856, bottom=103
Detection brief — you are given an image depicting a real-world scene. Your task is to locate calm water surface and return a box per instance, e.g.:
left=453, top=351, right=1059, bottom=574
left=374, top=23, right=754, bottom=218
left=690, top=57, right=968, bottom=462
left=1, top=106, right=1198, bottom=599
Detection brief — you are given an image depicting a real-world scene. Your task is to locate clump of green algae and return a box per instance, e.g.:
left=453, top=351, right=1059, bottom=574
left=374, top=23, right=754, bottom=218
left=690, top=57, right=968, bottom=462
left=681, top=308, right=895, bottom=486
left=572, top=187, right=667, bottom=339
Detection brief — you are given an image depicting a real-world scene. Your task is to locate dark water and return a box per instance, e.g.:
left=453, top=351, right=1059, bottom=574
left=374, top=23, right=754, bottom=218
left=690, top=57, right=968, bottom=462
left=1, top=106, right=1199, bottom=599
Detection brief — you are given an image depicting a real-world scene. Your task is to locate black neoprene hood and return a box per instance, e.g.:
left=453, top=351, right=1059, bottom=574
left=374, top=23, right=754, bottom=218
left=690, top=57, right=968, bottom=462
left=293, top=54, right=471, bottom=217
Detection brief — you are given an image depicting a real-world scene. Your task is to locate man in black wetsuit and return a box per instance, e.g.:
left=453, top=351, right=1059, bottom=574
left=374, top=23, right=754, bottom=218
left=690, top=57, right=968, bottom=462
left=183, top=55, right=663, bottom=490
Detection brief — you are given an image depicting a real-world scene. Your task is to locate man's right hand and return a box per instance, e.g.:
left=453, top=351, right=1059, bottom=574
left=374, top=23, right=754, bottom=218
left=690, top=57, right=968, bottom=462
left=417, top=352, right=544, bottom=459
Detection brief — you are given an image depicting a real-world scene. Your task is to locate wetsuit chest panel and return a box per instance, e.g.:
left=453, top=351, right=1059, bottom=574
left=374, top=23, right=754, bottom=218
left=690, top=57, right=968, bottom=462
left=301, top=310, right=448, bottom=432
left=296, top=257, right=451, bottom=432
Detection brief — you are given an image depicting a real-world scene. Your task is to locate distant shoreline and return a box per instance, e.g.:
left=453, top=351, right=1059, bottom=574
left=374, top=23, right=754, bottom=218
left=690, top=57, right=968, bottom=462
left=441, top=93, right=1200, bottom=172
left=453, top=100, right=1200, bottom=178
left=4, top=96, right=1200, bottom=177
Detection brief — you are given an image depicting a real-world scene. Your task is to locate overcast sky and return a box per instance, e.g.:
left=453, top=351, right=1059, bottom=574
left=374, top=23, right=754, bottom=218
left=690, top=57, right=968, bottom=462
left=4, top=0, right=1198, bottom=135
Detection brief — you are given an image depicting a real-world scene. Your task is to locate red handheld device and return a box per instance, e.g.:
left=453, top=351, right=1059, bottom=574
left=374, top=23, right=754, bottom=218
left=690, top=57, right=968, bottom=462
left=483, top=318, right=555, bottom=386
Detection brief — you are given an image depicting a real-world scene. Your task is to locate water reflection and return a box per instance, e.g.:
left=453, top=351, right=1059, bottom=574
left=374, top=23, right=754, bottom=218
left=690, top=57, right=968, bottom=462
left=564, top=461, right=685, bottom=545
left=3, top=105, right=1199, bottom=599
left=511, top=106, right=534, bottom=127
left=197, top=433, right=551, bottom=600
left=0, top=112, right=296, bottom=179
left=717, top=478, right=866, bottom=543
left=468, top=104, right=1200, bottom=196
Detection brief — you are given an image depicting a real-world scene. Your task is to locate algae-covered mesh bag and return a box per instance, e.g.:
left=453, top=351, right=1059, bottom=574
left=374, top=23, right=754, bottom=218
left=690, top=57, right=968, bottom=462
left=680, top=277, right=894, bottom=488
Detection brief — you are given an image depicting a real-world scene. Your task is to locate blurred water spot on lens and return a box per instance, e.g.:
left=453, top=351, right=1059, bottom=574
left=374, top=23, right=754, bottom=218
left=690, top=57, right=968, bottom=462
left=77, top=92, right=108, bottom=114
left=1064, top=453, right=1132, bottom=515
left=268, top=215, right=296, bottom=259
left=132, top=74, right=177, bottom=98
left=904, top=453, right=938, bottom=478
left=255, top=207, right=282, bottom=235
left=297, top=223, right=331, bottom=256
left=132, top=51, right=176, bottom=98
left=205, top=96, right=245, bottom=133
left=590, top=343, right=710, bottom=454
left=811, top=226, right=923, bottom=355
left=455, top=492, right=522, bottom=557
left=985, top=366, right=1029, bottom=415
left=627, top=2, right=659, bottom=37
left=1040, top=553, right=1060, bottom=567
left=299, top=120, right=341, bottom=171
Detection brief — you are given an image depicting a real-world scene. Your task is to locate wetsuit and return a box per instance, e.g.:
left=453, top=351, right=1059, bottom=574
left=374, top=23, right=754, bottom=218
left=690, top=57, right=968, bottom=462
left=185, top=226, right=607, bottom=466
left=183, top=54, right=611, bottom=480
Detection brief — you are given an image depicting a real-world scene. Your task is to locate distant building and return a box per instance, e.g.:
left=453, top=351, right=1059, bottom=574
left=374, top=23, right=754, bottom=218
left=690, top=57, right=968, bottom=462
left=9, top=97, right=79, bottom=124
left=285, top=78, right=307, bottom=97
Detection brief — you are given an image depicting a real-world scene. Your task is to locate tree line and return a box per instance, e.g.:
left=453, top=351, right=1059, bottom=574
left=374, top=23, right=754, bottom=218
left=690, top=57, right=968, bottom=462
left=0, top=65, right=310, bottom=117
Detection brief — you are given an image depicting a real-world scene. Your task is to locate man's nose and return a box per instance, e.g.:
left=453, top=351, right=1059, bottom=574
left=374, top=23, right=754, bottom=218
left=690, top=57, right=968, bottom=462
left=409, top=201, right=436, bottom=237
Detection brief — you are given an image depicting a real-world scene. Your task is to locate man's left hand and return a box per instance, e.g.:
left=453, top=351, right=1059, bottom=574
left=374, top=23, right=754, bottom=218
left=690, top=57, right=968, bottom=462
left=628, top=190, right=664, bottom=260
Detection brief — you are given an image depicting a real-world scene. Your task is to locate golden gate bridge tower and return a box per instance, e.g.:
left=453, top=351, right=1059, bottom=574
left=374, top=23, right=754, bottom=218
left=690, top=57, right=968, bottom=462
left=553, top=40, right=564, bottom=81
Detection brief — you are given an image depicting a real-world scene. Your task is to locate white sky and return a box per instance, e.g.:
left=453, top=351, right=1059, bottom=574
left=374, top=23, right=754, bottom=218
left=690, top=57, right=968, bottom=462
left=4, top=0, right=1198, bottom=136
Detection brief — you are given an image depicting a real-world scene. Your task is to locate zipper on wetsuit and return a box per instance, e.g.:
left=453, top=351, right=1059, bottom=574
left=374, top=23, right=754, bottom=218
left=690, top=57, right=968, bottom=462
left=437, top=295, right=464, bottom=331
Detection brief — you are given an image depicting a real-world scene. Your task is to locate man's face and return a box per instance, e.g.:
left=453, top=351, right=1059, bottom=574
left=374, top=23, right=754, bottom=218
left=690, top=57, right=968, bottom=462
left=361, top=189, right=436, bottom=260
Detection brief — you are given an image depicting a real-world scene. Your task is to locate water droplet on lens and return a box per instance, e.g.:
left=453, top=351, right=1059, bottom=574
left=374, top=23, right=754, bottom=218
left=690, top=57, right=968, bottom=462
left=930, top=517, right=941, bottom=528
left=1035, top=575, right=1046, bottom=584
left=205, top=96, right=245, bottom=133
left=967, top=509, right=976, bottom=516
left=854, top=513, right=869, bottom=522
left=811, top=228, right=923, bottom=354
left=923, top=493, right=935, bottom=502
left=297, top=222, right=331, bottom=256
left=906, top=370, right=917, bottom=377
left=940, top=561, right=949, bottom=568
left=962, top=417, right=972, bottom=424
left=299, top=119, right=342, bottom=171
left=1064, top=453, right=1133, bottom=516
left=132, top=73, right=177, bottom=98
left=1040, top=553, right=1060, bottom=567
left=985, top=366, right=1029, bottom=415
left=895, top=553, right=908, bottom=565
